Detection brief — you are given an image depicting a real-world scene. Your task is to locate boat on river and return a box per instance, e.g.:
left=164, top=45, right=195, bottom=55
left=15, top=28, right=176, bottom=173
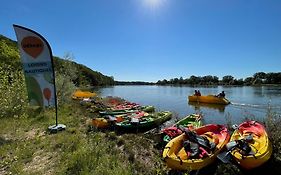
left=188, top=95, right=230, bottom=105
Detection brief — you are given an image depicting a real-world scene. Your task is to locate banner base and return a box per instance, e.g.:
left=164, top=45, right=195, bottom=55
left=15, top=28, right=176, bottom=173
left=48, top=124, right=66, bottom=133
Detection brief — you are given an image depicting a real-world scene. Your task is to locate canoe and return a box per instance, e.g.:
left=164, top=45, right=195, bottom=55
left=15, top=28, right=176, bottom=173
left=230, top=121, right=272, bottom=169
left=72, top=90, right=96, bottom=100
left=163, top=124, right=230, bottom=170
left=141, top=105, right=155, bottom=112
left=99, top=109, right=138, bottom=116
left=92, top=118, right=109, bottom=129
left=92, top=115, right=126, bottom=129
left=99, top=105, right=155, bottom=116
left=115, top=111, right=172, bottom=132
left=175, top=114, right=202, bottom=129
left=111, top=102, right=140, bottom=110
left=188, top=95, right=230, bottom=105
left=161, top=114, right=202, bottom=143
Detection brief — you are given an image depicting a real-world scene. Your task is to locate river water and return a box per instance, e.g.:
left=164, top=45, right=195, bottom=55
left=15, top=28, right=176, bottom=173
left=95, top=85, right=281, bottom=125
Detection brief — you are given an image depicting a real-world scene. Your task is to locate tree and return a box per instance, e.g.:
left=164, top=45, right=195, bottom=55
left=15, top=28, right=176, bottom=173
left=244, top=77, right=253, bottom=85
left=222, top=75, right=234, bottom=85
left=253, top=72, right=266, bottom=85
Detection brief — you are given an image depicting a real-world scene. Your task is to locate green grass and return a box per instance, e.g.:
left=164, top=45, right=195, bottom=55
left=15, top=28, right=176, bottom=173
left=0, top=101, right=168, bottom=175
left=1, top=100, right=281, bottom=175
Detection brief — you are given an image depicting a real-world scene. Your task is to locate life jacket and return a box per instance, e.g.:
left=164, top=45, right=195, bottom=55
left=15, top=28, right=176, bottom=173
left=162, top=127, right=183, bottom=139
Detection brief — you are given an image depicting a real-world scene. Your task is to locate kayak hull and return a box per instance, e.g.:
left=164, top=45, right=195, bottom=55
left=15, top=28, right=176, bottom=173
left=163, top=124, right=230, bottom=170
left=115, top=111, right=172, bottom=132
left=72, top=90, right=96, bottom=99
left=99, top=106, right=155, bottom=116
left=175, top=114, right=202, bottom=129
left=231, top=121, right=272, bottom=169
left=92, top=118, right=109, bottom=129
left=188, top=95, right=230, bottom=105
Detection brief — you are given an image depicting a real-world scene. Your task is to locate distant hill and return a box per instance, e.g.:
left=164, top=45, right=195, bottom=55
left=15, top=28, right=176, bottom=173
left=0, top=34, right=114, bottom=86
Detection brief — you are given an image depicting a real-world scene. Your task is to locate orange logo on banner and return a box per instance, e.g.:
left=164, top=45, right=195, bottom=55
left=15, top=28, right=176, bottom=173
left=21, top=36, right=44, bottom=58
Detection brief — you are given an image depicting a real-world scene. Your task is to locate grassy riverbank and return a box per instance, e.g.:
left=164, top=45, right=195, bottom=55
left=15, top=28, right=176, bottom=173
left=0, top=101, right=168, bottom=175
left=0, top=99, right=281, bottom=175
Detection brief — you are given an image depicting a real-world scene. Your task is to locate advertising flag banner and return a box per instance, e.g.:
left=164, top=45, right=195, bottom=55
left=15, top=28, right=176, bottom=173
left=13, top=25, right=56, bottom=107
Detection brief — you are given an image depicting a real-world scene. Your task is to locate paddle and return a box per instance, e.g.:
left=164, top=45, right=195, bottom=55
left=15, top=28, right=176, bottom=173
left=217, top=124, right=240, bottom=163
left=178, top=125, right=216, bottom=151
left=217, top=141, right=238, bottom=163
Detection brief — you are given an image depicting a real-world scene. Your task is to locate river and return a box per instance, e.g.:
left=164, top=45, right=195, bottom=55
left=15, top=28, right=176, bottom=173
left=94, top=85, right=281, bottom=125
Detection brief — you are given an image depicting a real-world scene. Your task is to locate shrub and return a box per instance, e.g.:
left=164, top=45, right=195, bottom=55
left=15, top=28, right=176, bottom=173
left=0, top=64, right=28, bottom=118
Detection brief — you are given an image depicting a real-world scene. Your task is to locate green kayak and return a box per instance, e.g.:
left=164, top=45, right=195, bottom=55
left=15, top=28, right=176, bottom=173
left=115, top=111, right=172, bottom=132
left=99, top=105, right=155, bottom=116
left=175, top=113, right=202, bottom=128
left=99, top=109, right=138, bottom=116
left=161, top=114, right=202, bottom=143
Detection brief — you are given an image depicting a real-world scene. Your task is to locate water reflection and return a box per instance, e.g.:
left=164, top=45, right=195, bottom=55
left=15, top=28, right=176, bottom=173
left=188, top=101, right=226, bottom=113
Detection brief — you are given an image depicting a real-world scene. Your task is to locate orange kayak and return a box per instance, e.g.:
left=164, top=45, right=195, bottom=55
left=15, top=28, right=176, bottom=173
left=230, top=121, right=272, bottom=169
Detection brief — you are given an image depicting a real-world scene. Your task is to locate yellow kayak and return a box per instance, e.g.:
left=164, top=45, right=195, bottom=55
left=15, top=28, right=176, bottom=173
left=72, top=90, right=97, bottom=100
left=92, top=118, right=109, bottom=129
left=163, top=124, right=230, bottom=170
left=188, top=95, right=230, bottom=105
left=230, top=121, right=272, bottom=169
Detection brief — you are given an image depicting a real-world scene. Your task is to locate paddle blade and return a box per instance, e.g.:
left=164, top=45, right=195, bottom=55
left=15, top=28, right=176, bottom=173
left=217, top=151, right=232, bottom=163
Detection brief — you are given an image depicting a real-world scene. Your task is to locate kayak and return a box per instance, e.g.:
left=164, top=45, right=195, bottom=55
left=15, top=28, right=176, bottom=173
left=72, top=90, right=96, bottom=100
left=99, top=105, right=155, bottom=116
left=92, top=118, right=109, bottom=129
left=163, top=124, right=230, bottom=170
left=115, top=111, right=172, bottom=132
left=229, top=121, right=272, bottom=169
left=111, top=102, right=140, bottom=110
left=188, top=95, right=230, bottom=105
left=161, top=114, right=202, bottom=143
left=175, top=114, right=202, bottom=129
left=99, top=109, right=138, bottom=116
left=92, top=111, right=150, bottom=129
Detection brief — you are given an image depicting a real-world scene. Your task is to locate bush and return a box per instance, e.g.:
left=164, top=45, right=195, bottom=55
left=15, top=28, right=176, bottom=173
left=0, top=64, right=28, bottom=118
left=55, top=53, right=77, bottom=106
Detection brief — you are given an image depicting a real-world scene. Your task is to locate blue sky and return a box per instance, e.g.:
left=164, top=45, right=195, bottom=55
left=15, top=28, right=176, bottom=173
left=2, top=0, right=281, bottom=82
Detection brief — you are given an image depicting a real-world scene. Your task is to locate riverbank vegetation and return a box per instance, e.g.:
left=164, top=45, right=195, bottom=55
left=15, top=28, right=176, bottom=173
left=157, top=72, right=281, bottom=86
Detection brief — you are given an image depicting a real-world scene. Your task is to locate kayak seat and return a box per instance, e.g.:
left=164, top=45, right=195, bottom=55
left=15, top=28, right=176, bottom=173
left=183, top=140, right=210, bottom=159
left=202, top=132, right=219, bottom=146
left=187, top=130, right=216, bottom=151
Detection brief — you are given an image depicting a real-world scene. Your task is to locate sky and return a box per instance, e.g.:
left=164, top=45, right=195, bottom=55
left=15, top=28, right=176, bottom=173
left=1, top=0, right=281, bottom=82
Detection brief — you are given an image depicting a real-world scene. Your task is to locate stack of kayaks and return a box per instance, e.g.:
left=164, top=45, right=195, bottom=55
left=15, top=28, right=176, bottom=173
left=163, top=124, right=230, bottom=170
left=227, top=121, right=272, bottom=169
left=188, top=95, right=230, bottom=105
left=161, top=114, right=202, bottom=143
left=115, top=111, right=172, bottom=132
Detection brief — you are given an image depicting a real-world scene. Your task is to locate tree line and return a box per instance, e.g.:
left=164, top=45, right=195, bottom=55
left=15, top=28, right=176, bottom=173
left=156, top=72, right=281, bottom=86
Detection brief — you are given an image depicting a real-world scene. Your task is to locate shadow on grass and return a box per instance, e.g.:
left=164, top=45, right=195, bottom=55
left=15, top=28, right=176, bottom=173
left=0, top=137, right=12, bottom=146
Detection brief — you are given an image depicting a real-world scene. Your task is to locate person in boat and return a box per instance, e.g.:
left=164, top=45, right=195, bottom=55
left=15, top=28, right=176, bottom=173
left=194, top=90, right=201, bottom=96
left=217, top=91, right=225, bottom=98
